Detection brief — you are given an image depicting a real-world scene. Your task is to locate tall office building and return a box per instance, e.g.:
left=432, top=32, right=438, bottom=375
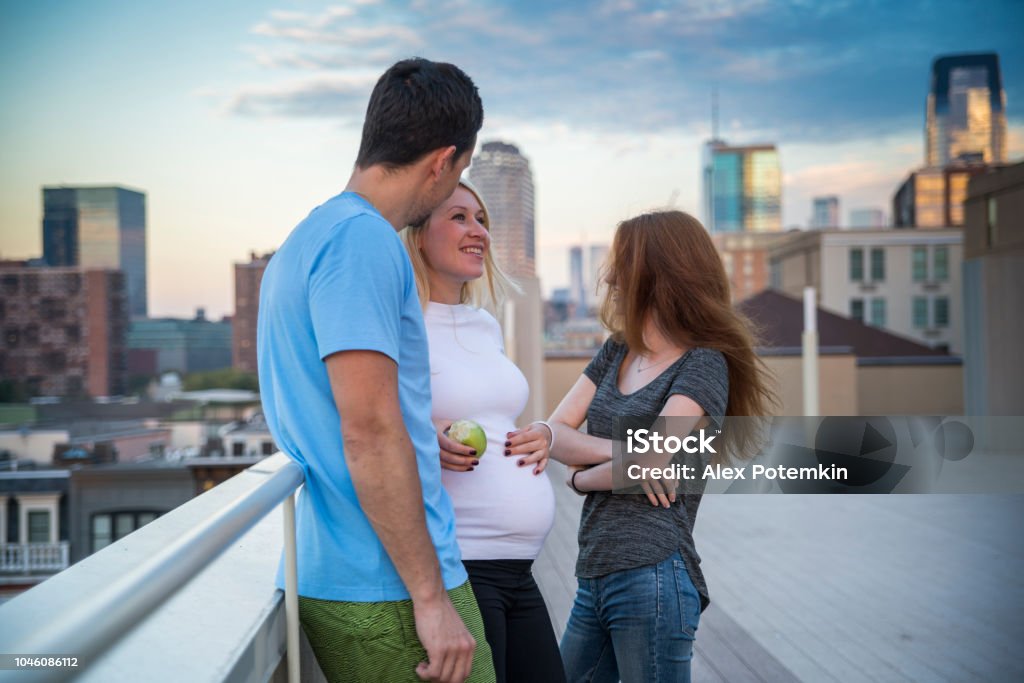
left=569, top=246, right=585, bottom=315
left=812, top=196, right=840, bottom=229
left=468, top=142, right=543, bottom=421
left=926, top=53, right=1006, bottom=167
left=893, top=162, right=993, bottom=228
left=702, top=142, right=782, bottom=233
left=42, top=186, right=147, bottom=317
left=233, top=251, right=273, bottom=373
left=587, top=244, right=610, bottom=311
left=0, top=265, right=127, bottom=397
left=468, top=142, right=535, bottom=277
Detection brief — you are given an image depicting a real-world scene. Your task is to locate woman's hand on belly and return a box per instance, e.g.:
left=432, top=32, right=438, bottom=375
left=506, top=422, right=552, bottom=475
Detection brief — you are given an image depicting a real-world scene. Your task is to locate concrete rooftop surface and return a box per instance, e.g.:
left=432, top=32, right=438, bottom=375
left=535, top=461, right=1024, bottom=683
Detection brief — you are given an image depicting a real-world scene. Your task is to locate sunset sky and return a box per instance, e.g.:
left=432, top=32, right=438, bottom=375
left=2, top=0, right=1022, bottom=318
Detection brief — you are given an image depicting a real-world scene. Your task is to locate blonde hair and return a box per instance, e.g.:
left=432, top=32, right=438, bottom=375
left=400, top=178, right=519, bottom=312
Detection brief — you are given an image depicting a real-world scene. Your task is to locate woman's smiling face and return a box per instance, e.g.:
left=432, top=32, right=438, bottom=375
left=420, top=185, right=490, bottom=294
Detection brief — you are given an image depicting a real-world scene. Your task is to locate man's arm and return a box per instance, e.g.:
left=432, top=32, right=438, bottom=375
left=326, top=350, right=474, bottom=683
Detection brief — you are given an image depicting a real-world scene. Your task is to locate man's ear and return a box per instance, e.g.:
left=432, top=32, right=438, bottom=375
left=428, top=145, right=458, bottom=180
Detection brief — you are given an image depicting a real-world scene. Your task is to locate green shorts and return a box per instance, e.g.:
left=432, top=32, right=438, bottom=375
left=299, top=580, right=496, bottom=682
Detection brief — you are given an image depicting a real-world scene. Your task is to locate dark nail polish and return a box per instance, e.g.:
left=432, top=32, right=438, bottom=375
left=518, top=461, right=524, bottom=467
left=470, top=450, right=477, bottom=456
left=504, top=441, right=511, bottom=447
left=468, top=467, right=475, bottom=472
left=504, top=449, right=511, bottom=456
left=472, top=460, right=480, bottom=466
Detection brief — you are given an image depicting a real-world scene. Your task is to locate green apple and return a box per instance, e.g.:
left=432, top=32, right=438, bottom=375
left=448, top=419, right=487, bottom=456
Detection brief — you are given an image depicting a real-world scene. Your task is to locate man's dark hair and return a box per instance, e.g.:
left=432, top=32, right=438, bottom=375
left=356, top=58, right=484, bottom=170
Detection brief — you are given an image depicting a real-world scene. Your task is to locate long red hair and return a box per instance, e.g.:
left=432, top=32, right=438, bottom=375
left=599, top=210, right=779, bottom=459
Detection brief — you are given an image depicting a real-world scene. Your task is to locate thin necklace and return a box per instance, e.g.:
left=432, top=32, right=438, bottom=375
left=636, top=354, right=676, bottom=373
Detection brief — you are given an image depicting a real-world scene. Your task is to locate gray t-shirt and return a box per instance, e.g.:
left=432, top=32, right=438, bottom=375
left=575, top=338, right=729, bottom=612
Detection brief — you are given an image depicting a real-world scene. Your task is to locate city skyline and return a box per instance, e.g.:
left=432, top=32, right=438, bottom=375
left=2, top=0, right=1023, bottom=317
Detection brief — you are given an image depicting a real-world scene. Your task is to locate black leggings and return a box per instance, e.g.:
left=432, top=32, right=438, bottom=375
left=463, top=559, right=567, bottom=683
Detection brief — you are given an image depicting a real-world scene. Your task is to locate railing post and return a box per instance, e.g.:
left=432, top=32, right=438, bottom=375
left=283, top=492, right=300, bottom=683
left=23, top=543, right=30, bottom=574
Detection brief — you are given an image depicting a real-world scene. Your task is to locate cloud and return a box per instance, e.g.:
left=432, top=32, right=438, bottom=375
left=222, top=0, right=1024, bottom=147
left=785, top=160, right=903, bottom=194
left=226, top=74, right=379, bottom=119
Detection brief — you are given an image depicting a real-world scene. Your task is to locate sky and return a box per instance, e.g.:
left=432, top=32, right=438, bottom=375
left=1, top=0, right=1022, bottom=318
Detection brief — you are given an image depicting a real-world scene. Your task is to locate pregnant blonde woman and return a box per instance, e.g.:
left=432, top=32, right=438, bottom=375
left=401, top=179, right=566, bottom=683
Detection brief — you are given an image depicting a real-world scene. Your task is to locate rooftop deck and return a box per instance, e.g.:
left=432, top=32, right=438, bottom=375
left=0, top=456, right=1020, bottom=682
left=537, top=461, right=1024, bottom=682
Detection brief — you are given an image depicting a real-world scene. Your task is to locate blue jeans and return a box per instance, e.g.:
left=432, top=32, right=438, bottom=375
left=560, top=552, right=701, bottom=683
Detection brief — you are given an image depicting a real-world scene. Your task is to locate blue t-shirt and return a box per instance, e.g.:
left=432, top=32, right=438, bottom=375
left=257, top=192, right=467, bottom=601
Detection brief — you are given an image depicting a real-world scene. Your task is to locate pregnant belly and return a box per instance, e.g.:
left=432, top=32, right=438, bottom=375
left=442, top=461, right=556, bottom=559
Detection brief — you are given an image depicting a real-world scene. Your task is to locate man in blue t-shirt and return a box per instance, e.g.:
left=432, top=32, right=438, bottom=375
left=257, top=59, right=494, bottom=683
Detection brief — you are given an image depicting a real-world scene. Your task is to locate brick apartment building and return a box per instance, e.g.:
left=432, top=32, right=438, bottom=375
left=232, top=252, right=273, bottom=373
left=0, top=265, right=128, bottom=397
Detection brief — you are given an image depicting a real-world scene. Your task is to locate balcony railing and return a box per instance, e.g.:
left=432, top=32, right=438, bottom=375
left=0, top=542, right=70, bottom=574
left=0, top=453, right=307, bottom=683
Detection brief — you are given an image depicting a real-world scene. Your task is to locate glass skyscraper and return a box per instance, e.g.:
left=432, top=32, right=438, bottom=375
left=926, top=53, right=1006, bottom=167
left=703, top=141, right=781, bottom=233
left=42, top=186, right=147, bottom=317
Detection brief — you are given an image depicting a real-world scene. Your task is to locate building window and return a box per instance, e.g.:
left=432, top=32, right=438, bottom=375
left=232, top=442, right=245, bottom=456
left=934, top=297, right=950, bottom=327
left=44, top=351, right=66, bottom=372
left=114, top=512, right=136, bottom=540
left=92, top=511, right=161, bottom=553
left=870, top=248, right=885, bottom=282
left=261, top=441, right=276, bottom=456
left=849, top=249, right=864, bottom=281
left=912, top=247, right=928, bottom=282
left=93, top=515, right=112, bottom=551
left=40, top=298, right=66, bottom=321
left=913, top=297, right=929, bottom=328
left=850, top=299, right=864, bottom=322
left=28, top=510, right=51, bottom=543
left=870, top=299, right=887, bottom=327
left=934, top=247, right=949, bottom=281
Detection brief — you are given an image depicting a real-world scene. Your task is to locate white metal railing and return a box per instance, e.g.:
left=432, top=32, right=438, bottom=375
left=0, top=453, right=304, bottom=683
left=0, top=542, right=70, bottom=574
